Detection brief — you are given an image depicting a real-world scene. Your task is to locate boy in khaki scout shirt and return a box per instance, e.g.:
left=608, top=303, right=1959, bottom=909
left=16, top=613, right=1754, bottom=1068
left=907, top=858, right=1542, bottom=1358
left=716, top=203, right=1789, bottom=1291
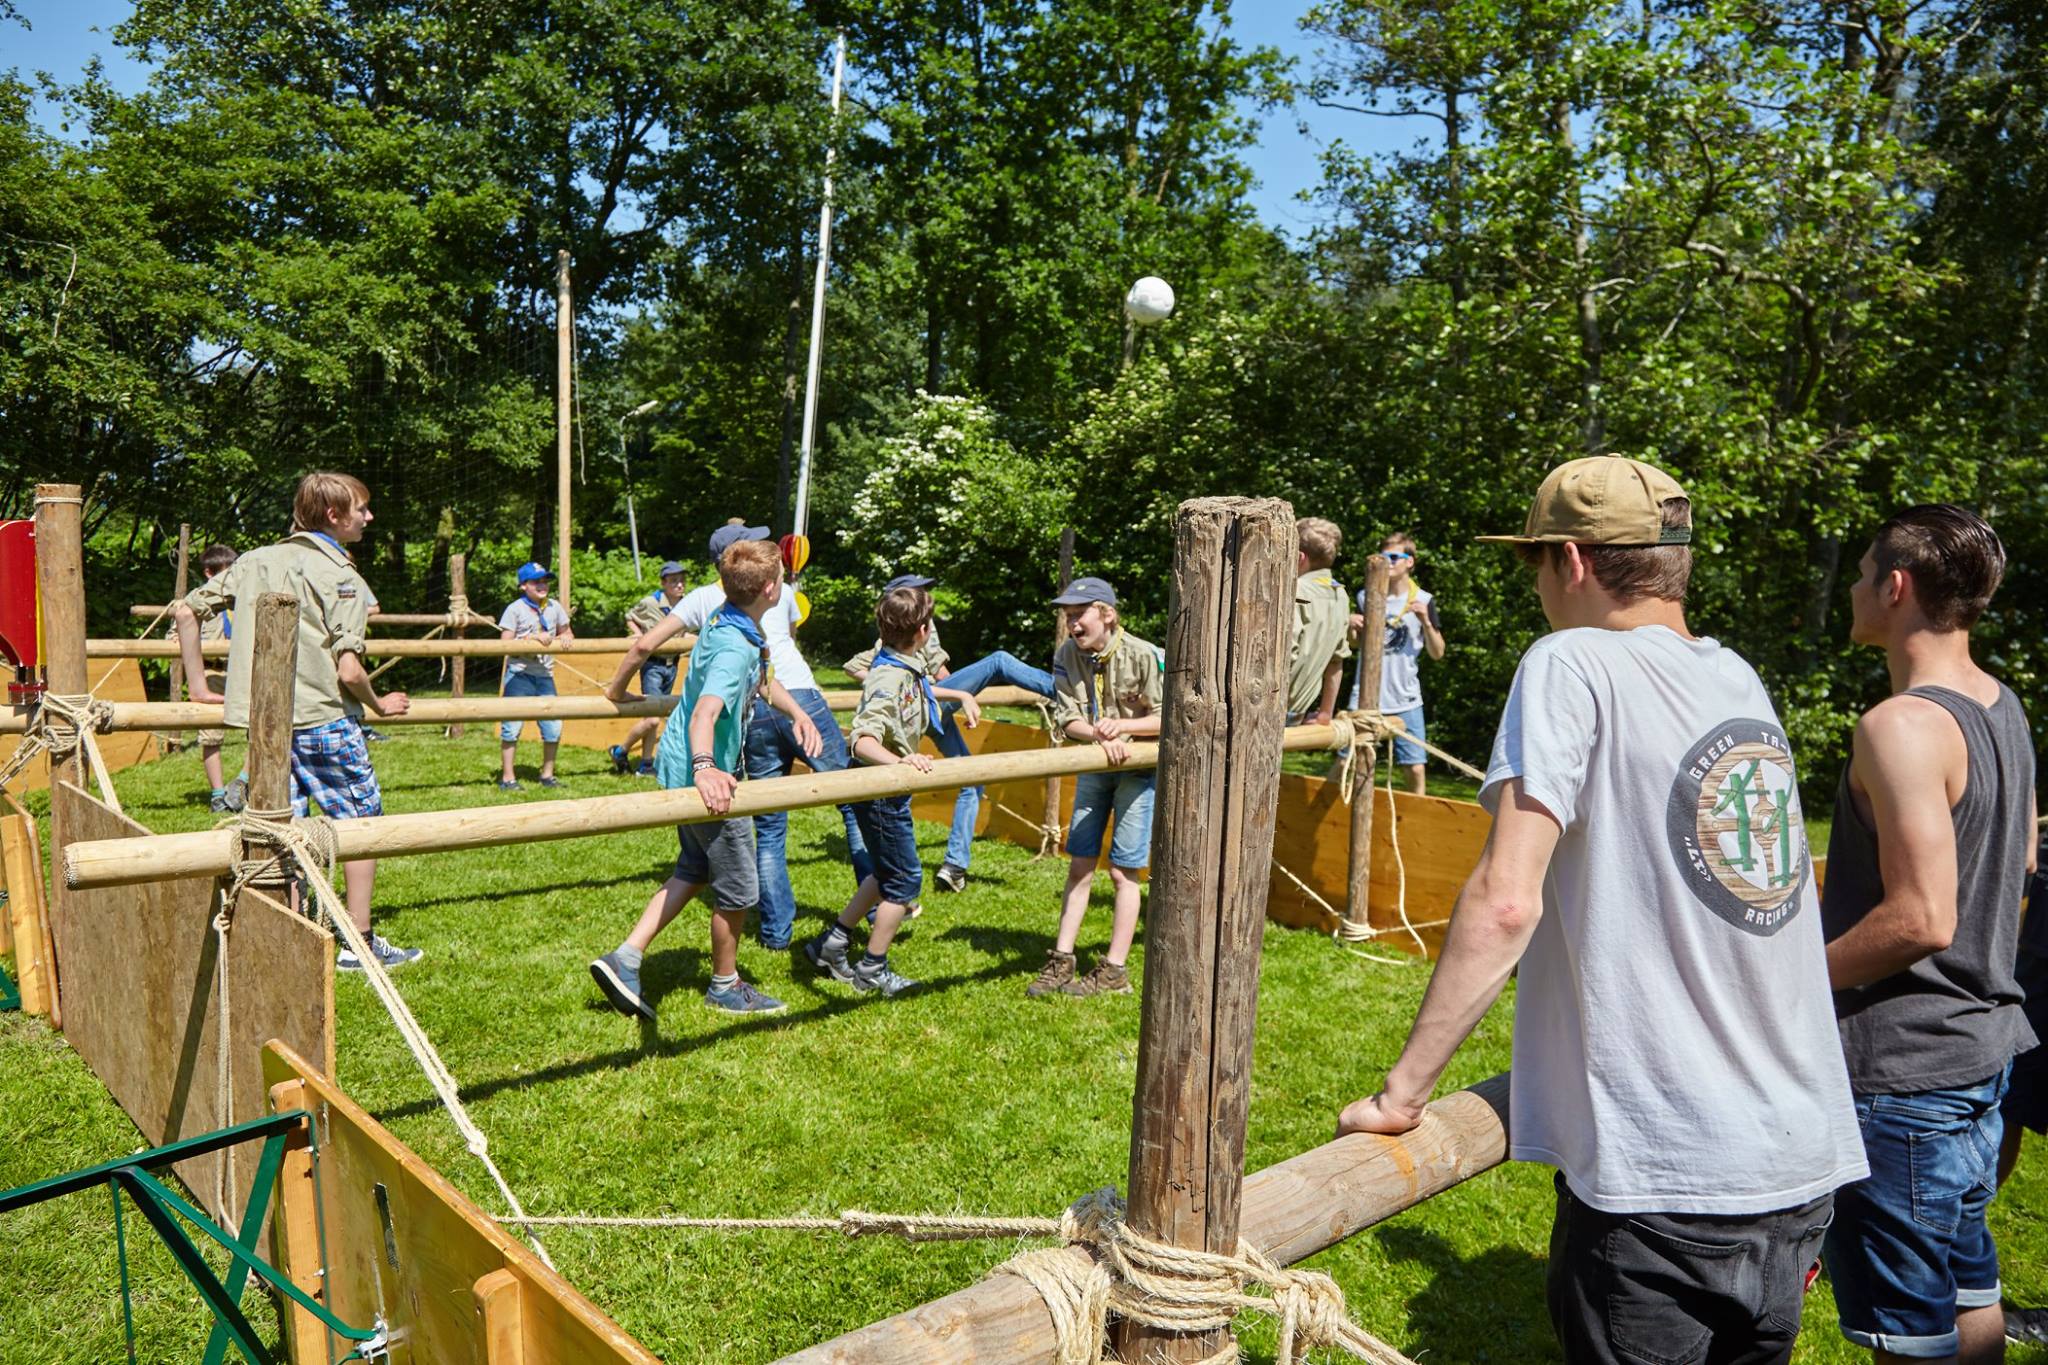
left=174, top=471, right=420, bottom=972
left=806, top=585, right=980, bottom=998
left=1030, top=577, right=1165, bottom=1000
left=1288, top=517, right=1352, bottom=724
left=170, top=542, right=244, bottom=812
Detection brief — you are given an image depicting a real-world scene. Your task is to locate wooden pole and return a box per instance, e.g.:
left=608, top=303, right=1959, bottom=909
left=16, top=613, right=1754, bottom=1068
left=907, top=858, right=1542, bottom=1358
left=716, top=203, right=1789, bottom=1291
left=165, top=523, right=191, bottom=749
left=556, top=249, right=574, bottom=615
left=132, top=606, right=491, bottom=627
left=776, top=1075, right=1510, bottom=1365
left=1114, top=497, right=1293, bottom=1365
left=3, top=686, right=1046, bottom=736
left=64, top=722, right=1349, bottom=888
left=1344, top=555, right=1393, bottom=936
left=1, top=811, right=52, bottom=1019
left=242, top=594, right=299, bottom=821
left=35, top=483, right=87, bottom=989
left=448, top=553, right=468, bottom=739
left=1039, top=527, right=1074, bottom=854
left=85, top=636, right=695, bottom=660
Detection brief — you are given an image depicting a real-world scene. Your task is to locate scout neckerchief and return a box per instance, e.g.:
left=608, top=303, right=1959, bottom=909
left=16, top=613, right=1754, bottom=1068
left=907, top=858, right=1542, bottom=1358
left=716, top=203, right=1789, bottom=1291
left=1383, top=578, right=1419, bottom=630
left=516, top=594, right=554, bottom=635
left=872, top=647, right=943, bottom=733
left=712, top=601, right=775, bottom=696
left=1083, top=628, right=1124, bottom=723
left=304, top=529, right=345, bottom=555
left=221, top=609, right=233, bottom=639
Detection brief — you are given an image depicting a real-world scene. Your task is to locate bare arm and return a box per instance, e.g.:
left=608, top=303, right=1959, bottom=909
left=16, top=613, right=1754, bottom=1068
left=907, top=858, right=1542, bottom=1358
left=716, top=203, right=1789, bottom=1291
left=173, top=604, right=218, bottom=703
left=337, top=652, right=409, bottom=717
left=1315, top=656, right=1344, bottom=724
left=934, top=686, right=980, bottom=729
left=1338, top=780, right=1559, bottom=1135
left=766, top=679, right=822, bottom=757
left=1826, top=700, right=1964, bottom=989
left=854, top=733, right=934, bottom=772
left=689, top=694, right=736, bottom=813
left=1419, top=600, right=1446, bottom=661
left=605, top=614, right=684, bottom=699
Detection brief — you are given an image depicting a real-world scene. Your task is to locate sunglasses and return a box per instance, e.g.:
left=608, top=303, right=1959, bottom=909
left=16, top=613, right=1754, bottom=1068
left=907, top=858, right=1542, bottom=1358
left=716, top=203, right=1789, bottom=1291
left=1383, top=551, right=1414, bottom=563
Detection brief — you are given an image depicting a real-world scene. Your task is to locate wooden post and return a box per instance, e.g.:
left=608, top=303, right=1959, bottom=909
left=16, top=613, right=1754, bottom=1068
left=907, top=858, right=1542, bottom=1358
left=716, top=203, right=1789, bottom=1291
left=1040, top=527, right=1075, bottom=853
left=556, top=249, right=574, bottom=615
left=1344, top=555, right=1392, bottom=936
left=1114, top=497, right=1293, bottom=1364
left=34, top=482, right=87, bottom=1000
left=474, top=1269, right=526, bottom=1364
left=1, top=811, right=52, bottom=1019
left=242, top=593, right=300, bottom=821
left=266, top=1079, right=329, bottom=1363
left=448, top=552, right=468, bottom=739
left=166, top=523, right=191, bottom=749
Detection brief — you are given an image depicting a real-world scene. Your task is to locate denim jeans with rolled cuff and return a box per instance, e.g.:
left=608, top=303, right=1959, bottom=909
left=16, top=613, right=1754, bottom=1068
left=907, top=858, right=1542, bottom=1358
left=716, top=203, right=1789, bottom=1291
left=746, top=689, right=871, bottom=948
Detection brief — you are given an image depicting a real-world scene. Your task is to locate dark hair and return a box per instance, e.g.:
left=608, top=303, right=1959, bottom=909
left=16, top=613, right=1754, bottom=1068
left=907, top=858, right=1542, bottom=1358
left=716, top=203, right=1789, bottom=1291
left=1871, top=504, right=2005, bottom=630
left=199, top=543, right=237, bottom=575
left=1516, top=498, right=1693, bottom=604
left=875, top=586, right=933, bottom=650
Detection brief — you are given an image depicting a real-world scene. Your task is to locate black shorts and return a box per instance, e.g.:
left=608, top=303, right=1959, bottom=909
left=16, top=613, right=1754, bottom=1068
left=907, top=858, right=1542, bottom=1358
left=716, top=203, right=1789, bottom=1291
left=1547, top=1172, right=1833, bottom=1365
left=2004, top=949, right=2048, bottom=1136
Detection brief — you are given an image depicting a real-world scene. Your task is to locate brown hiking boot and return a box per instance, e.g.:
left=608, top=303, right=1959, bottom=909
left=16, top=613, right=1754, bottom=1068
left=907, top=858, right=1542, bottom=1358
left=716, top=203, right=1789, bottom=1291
left=1062, top=959, right=1132, bottom=997
left=1025, top=949, right=1077, bottom=997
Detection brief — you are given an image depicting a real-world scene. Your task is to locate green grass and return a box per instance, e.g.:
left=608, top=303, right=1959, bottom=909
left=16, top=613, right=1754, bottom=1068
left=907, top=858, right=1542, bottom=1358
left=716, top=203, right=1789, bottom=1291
left=0, top=722, right=2037, bottom=1362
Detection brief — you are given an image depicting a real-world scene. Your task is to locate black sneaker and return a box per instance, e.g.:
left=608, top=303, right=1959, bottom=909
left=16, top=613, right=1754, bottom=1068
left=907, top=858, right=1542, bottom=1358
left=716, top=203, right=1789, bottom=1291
left=934, top=863, right=967, bottom=894
left=609, top=745, right=631, bottom=775
left=538, top=775, right=562, bottom=789
left=220, top=776, right=248, bottom=813
left=803, top=929, right=858, bottom=983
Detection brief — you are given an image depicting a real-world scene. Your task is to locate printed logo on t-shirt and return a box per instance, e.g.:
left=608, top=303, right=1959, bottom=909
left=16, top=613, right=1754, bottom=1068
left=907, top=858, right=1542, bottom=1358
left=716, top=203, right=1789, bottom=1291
left=1665, top=719, right=1810, bottom=936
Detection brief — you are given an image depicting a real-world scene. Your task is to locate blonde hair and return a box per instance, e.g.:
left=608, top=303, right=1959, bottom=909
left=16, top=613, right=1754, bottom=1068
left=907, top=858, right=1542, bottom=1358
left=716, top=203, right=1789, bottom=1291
left=292, top=472, right=369, bottom=533
left=1297, top=517, right=1342, bottom=569
left=719, top=538, right=783, bottom=604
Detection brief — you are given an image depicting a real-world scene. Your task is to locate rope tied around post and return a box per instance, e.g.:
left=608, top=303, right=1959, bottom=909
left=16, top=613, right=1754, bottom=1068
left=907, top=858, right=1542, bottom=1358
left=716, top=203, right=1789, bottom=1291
left=0, top=692, right=122, bottom=812
left=1326, top=709, right=1401, bottom=805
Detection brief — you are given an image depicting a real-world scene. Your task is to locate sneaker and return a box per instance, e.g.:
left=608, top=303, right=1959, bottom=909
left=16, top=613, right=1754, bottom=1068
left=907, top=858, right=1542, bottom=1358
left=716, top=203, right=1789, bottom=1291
left=1062, top=959, right=1132, bottom=997
left=210, top=790, right=231, bottom=814
left=338, top=934, right=423, bottom=973
left=704, top=979, right=786, bottom=1014
left=635, top=760, right=657, bottom=777
left=589, top=951, right=654, bottom=1020
left=220, top=777, right=248, bottom=813
left=609, top=745, right=631, bottom=775
left=1026, top=949, right=1077, bottom=998
left=934, top=864, right=968, bottom=894
left=538, top=775, right=562, bottom=789
left=497, top=779, right=523, bottom=792
left=803, top=929, right=858, bottom=983
left=2008, top=1307, right=2048, bottom=1346
left=849, top=959, right=918, bottom=998
left=361, top=726, right=389, bottom=742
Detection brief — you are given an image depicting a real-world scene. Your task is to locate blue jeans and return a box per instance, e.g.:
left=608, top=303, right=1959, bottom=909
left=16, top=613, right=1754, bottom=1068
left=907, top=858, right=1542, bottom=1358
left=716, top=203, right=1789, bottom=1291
left=746, top=688, right=870, bottom=948
left=1388, top=704, right=1426, bottom=767
left=499, top=669, right=562, bottom=743
left=1067, top=769, right=1156, bottom=870
left=1823, top=1067, right=2009, bottom=1358
left=851, top=796, right=921, bottom=905
left=931, top=650, right=1056, bottom=870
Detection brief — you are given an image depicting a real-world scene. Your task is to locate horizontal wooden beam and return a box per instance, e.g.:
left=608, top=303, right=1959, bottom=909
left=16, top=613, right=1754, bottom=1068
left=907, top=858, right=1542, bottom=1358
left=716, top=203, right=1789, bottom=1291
left=132, top=606, right=496, bottom=628
left=1, top=687, right=1047, bottom=736
left=85, top=636, right=695, bottom=660
left=776, top=1076, right=1510, bottom=1364
left=64, top=725, right=1347, bottom=888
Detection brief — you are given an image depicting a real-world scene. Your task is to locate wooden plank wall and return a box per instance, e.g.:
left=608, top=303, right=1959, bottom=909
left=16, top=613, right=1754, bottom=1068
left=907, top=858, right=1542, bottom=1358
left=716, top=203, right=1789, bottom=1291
left=47, top=782, right=333, bottom=1224
left=264, top=1042, right=660, bottom=1365
left=0, top=659, right=157, bottom=790
left=1, top=795, right=56, bottom=1020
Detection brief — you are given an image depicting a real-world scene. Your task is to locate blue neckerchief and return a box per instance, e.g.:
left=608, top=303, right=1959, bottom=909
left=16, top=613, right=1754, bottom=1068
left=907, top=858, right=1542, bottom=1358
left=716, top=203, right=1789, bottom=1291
left=521, top=597, right=553, bottom=631
left=712, top=602, right=767, bottom=648
left=304, top=530, right=345, bottom=556
left=872, top=647, right=942, bottom=732
left=221, top=610, right=232, bottom=640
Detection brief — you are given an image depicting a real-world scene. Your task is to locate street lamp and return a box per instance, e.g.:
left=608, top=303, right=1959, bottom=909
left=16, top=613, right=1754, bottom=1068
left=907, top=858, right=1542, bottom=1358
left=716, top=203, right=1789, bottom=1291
left=618, top=399, right=659, bottom=577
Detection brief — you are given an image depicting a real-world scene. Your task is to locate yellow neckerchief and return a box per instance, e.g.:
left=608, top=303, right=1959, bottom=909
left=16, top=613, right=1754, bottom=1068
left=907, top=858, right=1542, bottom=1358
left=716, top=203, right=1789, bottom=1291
left=1385, top=578, right=1419, bottom=628
left=1084, top=627, right=1123, bottom=722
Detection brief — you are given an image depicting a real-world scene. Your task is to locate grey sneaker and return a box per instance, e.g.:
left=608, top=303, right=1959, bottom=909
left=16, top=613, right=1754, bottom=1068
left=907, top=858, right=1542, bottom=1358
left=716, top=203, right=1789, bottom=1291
left=338, top=934, right=422, bottom=973
left=2008, top=1307, right=2048, bottom=1345
left=220, top=776, right=248, bottom=813
left=850, top=958, right=917, bottom=998
left=590, top=951, right=654, bottom=1020
left=704, top=979, right=785, bottom=1014
left=210, top=791, right=231, bottom=814
left=934, top=864, right=967, bottom=894
left=1062, top=959, right=1132, bottom=997
left=1026, top=949, right=1077, bottom=997
left=804, top=929, right=858, bottom=983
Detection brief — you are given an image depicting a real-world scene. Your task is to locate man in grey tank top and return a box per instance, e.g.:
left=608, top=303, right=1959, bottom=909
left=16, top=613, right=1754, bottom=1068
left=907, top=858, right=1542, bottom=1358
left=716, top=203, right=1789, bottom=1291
left=1822, top=504, right=2039, bottom=1364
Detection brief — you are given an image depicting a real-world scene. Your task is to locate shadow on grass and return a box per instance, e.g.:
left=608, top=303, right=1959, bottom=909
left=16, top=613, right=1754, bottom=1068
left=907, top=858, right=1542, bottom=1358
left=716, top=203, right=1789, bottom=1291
left=377, top=868, right=662, bottom=915
left=1374, top=1224, right=1556, bottom=1363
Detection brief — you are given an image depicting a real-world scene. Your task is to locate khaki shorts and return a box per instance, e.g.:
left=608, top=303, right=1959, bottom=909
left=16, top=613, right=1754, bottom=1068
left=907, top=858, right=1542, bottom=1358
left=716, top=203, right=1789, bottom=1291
left=196, top=671, right=226, bottom=746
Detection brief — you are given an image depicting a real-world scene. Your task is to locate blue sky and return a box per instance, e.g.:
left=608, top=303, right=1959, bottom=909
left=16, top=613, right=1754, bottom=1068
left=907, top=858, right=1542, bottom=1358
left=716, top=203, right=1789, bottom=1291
left=5, top=0, right=1415, bottom=235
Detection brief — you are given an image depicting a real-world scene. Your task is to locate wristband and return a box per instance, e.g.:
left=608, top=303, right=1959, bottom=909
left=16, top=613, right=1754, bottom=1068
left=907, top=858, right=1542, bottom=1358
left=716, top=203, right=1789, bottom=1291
left=691, top=755, right=717, bottom=771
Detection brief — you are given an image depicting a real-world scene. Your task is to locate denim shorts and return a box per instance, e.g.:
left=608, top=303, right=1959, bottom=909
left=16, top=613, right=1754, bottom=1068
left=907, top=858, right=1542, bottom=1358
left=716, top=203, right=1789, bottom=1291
left=1389, top=704, right=1426, bottom=767
left=1823, top=1068, right=2008, bottom=1358
left=672, top=819, right=758, bottom=912
left=639, top=658, right=677, bottom=698
left=1067, top=769, right=1155, bottom=870
left=499, top=668, right=562, bottom=743
left=851, top=795, right=922, bottom=905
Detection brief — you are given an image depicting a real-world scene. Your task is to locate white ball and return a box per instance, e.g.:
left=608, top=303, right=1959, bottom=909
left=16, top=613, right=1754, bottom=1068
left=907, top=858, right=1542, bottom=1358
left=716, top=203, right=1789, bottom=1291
left=1124, top=275, right=1176, bottom=326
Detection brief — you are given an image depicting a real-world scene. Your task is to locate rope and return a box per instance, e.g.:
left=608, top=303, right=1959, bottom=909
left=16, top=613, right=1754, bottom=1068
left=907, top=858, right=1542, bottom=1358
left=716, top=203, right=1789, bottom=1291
left=0, top=693, right=122, bottom=813
left=221, top=811, right=554, bottom=1267
left=1326, top=710, right=1401, bottom=804
left=1329, top=739, right=1450, bottom=958
left=506, top=1189, right=1415, bottom=1365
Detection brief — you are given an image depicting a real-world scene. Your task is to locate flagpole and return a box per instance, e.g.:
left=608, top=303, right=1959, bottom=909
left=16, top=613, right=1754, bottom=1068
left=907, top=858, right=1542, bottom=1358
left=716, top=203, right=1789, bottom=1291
left=790, top=30, right=845, bottom=544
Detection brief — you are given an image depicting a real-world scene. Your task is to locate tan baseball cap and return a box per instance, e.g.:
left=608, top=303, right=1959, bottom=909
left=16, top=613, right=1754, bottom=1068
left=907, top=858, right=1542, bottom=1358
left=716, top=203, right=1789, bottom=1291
left=1476, top=456, right=1691, bottom=546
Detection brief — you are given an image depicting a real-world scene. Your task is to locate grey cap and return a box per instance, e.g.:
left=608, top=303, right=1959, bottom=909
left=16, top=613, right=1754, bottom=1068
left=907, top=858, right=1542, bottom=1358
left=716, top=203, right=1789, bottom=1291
left=885, top=573, right=936, bottom=593
left=1051, top=576, right=1117, bottom=607
left=707, top=523, right=771, bottom=561
left=658, top=560, right=686, bottom=579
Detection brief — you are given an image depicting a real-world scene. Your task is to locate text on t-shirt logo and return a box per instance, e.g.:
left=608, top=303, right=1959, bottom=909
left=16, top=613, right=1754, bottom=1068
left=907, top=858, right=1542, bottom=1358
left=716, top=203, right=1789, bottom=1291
left=1665, top=719, right=1810, bottom=936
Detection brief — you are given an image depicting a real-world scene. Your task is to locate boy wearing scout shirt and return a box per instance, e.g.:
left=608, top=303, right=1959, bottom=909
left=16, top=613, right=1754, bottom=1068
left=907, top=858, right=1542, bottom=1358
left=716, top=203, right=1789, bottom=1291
left=1031, top=577, right=1165, bottom=999
left=174, top=471, right=420, bottom=972
left=1288, top=517, right=1352, bottom=724
left=806, top=584, right=981, bottom=998
left=174, top=542, right=244, bottom=812
left=610, top=560, right=689, bottom=777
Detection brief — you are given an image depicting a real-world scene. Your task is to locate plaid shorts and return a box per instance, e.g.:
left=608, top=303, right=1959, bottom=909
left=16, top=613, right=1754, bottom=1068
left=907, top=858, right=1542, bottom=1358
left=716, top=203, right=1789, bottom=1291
left=290, top=718, right=384, bottom=819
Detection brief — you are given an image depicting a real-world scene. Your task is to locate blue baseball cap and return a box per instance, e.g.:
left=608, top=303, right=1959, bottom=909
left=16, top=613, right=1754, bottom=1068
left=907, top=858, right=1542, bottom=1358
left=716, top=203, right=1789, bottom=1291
left=1051, top=576, right=1117, bottom=607
left=885, top=574, right=936, bottom=593
left=658, top=560, right=686, bottom=579
left=516, top=562, right=554, bottom=585
left=707, top=523, right=771, bottom=561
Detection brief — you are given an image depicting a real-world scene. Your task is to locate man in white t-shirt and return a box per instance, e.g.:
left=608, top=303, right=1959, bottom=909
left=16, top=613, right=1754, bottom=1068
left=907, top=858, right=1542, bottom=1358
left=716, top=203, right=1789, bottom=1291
left=1347, top=531, right=1443, bottom=793
left=667, top=521, right=871, bottom=950
left=1338, top=456, right=1865, bottom=1363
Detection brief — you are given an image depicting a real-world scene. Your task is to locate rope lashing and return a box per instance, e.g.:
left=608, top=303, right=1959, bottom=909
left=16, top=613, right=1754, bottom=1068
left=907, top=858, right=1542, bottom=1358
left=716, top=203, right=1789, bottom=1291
left=216, top=810, right=554, bottom=1267
left=1326, top=710, right=1401, bottom=804
left=506, top=1189, right=1415, bottom=1365
left=0, top=693, right=122, bottom=812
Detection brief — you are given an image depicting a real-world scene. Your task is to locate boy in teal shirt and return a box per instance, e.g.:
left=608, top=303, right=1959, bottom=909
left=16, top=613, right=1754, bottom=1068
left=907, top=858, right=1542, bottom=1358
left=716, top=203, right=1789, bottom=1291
left=590, top=538, right=821, bottom=1018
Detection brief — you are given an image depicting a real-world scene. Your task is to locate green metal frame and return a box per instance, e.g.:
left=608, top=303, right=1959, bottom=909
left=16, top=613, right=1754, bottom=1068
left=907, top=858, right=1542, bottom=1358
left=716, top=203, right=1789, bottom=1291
left=0, top=959, right=18, bottom=1012
left=0, top=1110, right=385, bottom=1364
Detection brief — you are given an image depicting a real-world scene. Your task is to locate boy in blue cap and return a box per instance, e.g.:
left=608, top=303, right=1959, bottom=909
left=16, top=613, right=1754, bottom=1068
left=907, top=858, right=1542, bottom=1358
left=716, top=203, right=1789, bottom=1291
left=611, top=560, right=690, bottom=776
left=497, top=562, right=573, bottom=790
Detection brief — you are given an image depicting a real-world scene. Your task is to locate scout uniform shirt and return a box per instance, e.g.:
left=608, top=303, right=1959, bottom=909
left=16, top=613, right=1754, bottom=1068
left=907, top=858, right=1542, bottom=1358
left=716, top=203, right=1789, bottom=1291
left=1287, top=568, right=1353, bottom=715
left=184, top=531, right=370, bottom=730
left=844, top=627, right=950, bottom=679
left=850, top=650, right=941, bottom=759
left=624, top=589, right=672, bottom=634
left=1050, top=628, right=1165, bottom=741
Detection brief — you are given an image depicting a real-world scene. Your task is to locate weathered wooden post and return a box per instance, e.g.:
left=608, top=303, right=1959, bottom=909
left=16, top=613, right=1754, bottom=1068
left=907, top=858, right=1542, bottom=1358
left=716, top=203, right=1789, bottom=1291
left=1115, top=497, right=1293, bottom=1364
left=448, top=552, right=469, bottom=739
left=241, top=593, right=300, bottom=823
left=34, top=485, right=88, bottom=795
left=1040, top=527, right=1075, bottom=853
left=1344, top=554, right=1392, bottom=938
left=165, top=522, right=191, bottom=749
